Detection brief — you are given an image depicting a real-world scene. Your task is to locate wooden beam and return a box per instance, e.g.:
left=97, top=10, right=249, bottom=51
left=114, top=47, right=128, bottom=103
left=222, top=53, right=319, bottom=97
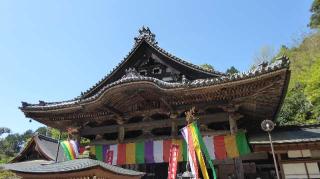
left=91, top=129, right=230, bottom=145
left=80, top=113, right=228, bottom=136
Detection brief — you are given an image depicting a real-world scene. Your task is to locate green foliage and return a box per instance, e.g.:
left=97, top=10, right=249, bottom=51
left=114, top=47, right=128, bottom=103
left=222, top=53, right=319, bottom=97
left=226, top=66, right=239, bottom=75
left=49, top=128, right=68, bottom=140
left=80, top=137, right=90, bottom=146
left=0, top=128, right=10, bottom=136
left=304, top=58, right=320, bottom=118
left=278, top=84, right=313, bottom=125
left=35, top=126, right=48, bottom=136
left=0, top=169, right=21, bottom=179
left=200, top=64, right=214, bottom=71
left=0, top=154, right=13, bottom=164
left=276, top=31, right=320, bottom=125
left=309, top=0, right=320, bottom=29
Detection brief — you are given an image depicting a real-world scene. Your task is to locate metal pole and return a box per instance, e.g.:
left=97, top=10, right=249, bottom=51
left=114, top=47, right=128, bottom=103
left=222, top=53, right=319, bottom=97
left=268, top=131, right=280, bottom=179
left=55, top=131, right=62, bottom=163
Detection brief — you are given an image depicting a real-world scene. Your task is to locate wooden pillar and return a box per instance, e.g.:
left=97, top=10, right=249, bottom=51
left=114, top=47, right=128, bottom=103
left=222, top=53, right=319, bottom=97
left=170, top=113, right=178, bottom=137
left=277, top=153, right=285, bottom=179
left=228, top=111, right=244, bottom=179
left=118, top=125, right=125, bottom=143
left=116, top=117, right=125, bottom=143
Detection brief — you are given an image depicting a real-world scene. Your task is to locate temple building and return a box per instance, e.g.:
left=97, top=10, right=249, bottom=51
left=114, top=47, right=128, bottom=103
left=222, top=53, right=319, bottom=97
left=10, top=133, right=66, bottom=163
left=17, top=26, right=300, bottom=178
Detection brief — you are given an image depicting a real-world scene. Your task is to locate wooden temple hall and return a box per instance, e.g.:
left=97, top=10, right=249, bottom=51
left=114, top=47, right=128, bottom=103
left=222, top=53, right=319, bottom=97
left=19, top=27, right=293, bottom=178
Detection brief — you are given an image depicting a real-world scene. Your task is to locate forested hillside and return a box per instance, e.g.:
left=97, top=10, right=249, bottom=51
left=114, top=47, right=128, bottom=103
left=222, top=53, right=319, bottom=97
left=276, top=31, right=320, bottom=125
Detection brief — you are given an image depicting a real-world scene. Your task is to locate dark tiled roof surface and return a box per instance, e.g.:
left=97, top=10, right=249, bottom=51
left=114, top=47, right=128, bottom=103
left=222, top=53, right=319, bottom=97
left=249, top=125, right=320, bottom=144
left=2, top=159, right=144, bottom=176
left=11, top=134, right=66, bottom=162
left=20, top=57, right=289, bottom=110
left=80, top=27, right=225, bottom=98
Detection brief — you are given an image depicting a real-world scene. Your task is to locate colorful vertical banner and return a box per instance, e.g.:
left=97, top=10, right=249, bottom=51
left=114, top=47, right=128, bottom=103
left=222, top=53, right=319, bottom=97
left=224, top=135, right=239, bottom=158
left=214, top=135, right=227, bottom=160
left=106, top=150, right=113, bottom=165
left=163, top=139, right=172, bottom=162
left=60, top=140, right=79, bottom=160
left=136, top=141, right=145, bottom=164
left=126, top=143, right=136, bottom=164
left=168, top=144, right=179, bottom=179
left=188, top=124, right=209, bottom=179
left=110, top=144, right=118, bottom=165
left=154, top=140, right=164, bottom=163
left=191, top=122, right=217, bottom=179
left=102, top=145, right=109, bottom=163
left=117, top=143, right=126, bottom=165
left=172, top=139, right=184, bottom=162
left=182, top=140, right=188, bottom=162
left=236, top=131, right=251, bottom=155
left=95, top=145, right=103, bottom=161
left=204, top=136, right=215, bottom=160
left=181, top=126, right=199, bottom=179
left=89, top=131, right=250, bottom=166
left=145, top=141, right=154, bottom=163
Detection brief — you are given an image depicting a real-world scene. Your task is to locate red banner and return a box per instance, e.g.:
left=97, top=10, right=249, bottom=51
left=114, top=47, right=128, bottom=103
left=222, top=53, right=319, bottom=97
left=106, top=150, right=113, bottom=165
left=168, top=144, right=179, bottom=179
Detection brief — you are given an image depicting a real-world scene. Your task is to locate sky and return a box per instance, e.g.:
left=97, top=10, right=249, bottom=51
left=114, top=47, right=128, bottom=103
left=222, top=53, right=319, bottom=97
left=0, top=0, right=314, bottom=134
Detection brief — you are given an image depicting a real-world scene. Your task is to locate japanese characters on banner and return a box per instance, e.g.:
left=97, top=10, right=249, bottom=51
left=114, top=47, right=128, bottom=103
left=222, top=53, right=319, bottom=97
left=168, top=144, right=179, bottom=179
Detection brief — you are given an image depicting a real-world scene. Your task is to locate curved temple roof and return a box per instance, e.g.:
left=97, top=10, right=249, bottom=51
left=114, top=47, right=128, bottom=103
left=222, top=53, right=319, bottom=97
left=19, top=27, right=290, bottom=133
left=78, top=26, right=224, bottom=99
left=10, top=133, right=67, bottom=163
left=20, top=56, right=289, bottom=111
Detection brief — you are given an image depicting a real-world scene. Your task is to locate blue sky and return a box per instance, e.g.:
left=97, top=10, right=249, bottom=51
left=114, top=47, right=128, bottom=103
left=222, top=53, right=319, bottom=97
left=0, top=0, right=313, bottom=133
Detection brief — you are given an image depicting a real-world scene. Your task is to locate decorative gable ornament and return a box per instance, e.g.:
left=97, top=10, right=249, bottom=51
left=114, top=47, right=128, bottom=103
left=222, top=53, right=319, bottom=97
left=134, top=26, right=158, bottom=46
left=122, top=68, right=141, bottom=79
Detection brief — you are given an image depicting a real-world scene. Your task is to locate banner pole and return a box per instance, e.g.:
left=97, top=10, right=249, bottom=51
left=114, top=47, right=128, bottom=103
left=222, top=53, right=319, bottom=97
left=55, top=130, right=62, bottom=163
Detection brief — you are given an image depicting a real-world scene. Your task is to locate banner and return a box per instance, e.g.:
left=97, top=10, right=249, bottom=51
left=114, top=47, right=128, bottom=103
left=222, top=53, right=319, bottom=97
left=181, top=126, right=199, bottom=179
left=106, top=150, right=113, bottom=165
left=168, top=144, right=179, bottom=179
left=91, top=132, right=250, bottom=165
left=60, top=140, right=79, bottom=160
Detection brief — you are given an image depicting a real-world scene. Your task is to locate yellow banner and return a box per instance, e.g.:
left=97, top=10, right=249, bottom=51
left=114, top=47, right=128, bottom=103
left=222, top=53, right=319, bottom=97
left=126, top=143, right=136, bottom=164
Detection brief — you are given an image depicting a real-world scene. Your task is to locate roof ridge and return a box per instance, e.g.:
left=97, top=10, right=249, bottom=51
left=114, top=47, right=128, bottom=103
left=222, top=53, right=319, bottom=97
left=80, top=27, right=225, bottom=98
left=36, top=133, right=59, bottom=143
left=143, top=39, right=225, bottom=76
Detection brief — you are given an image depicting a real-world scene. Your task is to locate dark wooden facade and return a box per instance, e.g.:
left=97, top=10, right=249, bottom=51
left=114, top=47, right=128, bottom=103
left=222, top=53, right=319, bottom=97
left=20, top=27, right=291, bottom=178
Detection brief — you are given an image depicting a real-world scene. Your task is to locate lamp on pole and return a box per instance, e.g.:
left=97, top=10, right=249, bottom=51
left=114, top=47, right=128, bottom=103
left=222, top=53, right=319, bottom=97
left=261, top=120, right=280, bottom=179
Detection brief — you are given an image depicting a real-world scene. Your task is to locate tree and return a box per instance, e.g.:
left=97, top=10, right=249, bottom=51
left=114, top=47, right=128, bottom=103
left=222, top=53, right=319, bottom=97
left=226, top=66, right=239, bottom=75
left=200, top=64, right=214, bottom=72
left=50, top=128, right=68, bottom=140
left=277, top=83, right=313, bottom=125
left=0, top=133, right=23, bottom=156
left=36, top=126, right=50, bottom=136
left=309, top=0, right=320, bottom=29
left=0, top=169, right=20, bottom=178
left=0, top=128, right=10, bottom=136
left=304, top=58, right=320, bottom=119
left=0, top=128, right=35, bottom=158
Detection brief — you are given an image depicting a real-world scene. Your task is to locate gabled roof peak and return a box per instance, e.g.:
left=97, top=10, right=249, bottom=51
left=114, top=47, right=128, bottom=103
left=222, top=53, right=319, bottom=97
left=134, top=26, right=157, bottom=46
